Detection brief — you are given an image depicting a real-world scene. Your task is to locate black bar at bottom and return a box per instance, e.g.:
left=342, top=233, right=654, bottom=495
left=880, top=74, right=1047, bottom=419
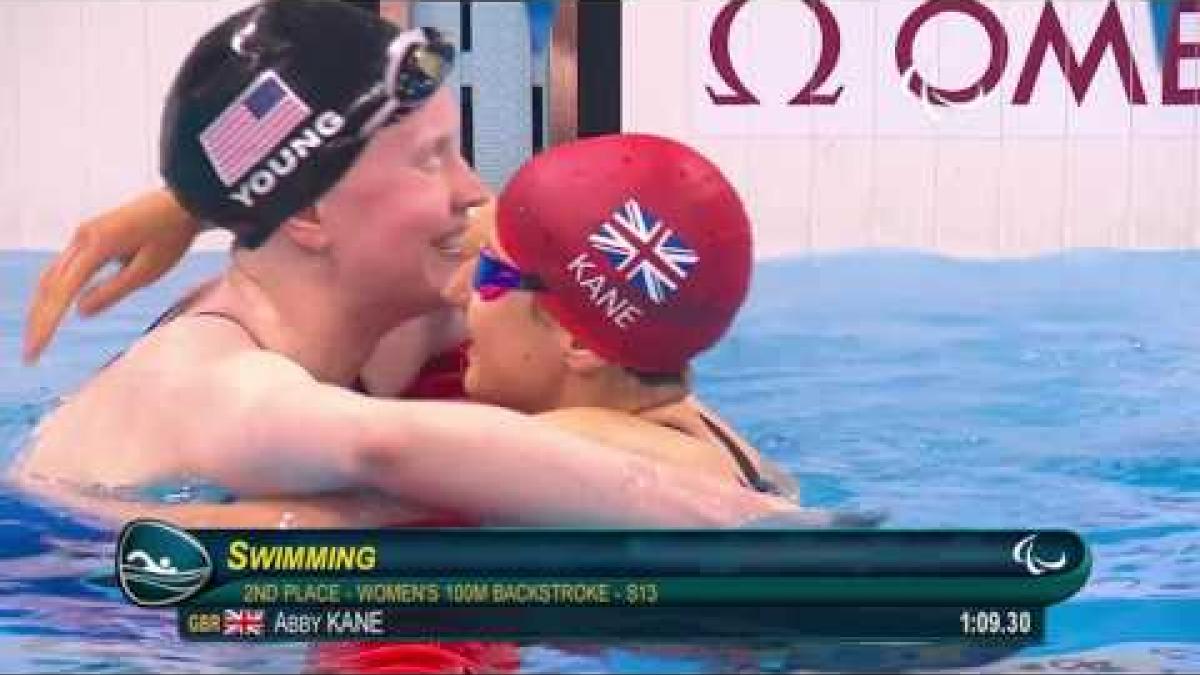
left=181, top=606, right=1044, bottom=643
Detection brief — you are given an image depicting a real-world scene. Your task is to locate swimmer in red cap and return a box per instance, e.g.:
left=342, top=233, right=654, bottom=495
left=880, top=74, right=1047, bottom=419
left=12, top=0, right=795, bottom=533
left=447, top=134, right=792, bottom=492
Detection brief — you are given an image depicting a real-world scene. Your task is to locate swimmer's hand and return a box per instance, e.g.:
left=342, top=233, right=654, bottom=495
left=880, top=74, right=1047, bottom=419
left=23, top=189, right=199, bottom=363
left=741, top=507, right=888, bottom=529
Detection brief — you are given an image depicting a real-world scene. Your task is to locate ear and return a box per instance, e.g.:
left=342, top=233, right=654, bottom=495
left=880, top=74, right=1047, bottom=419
left=556, top=327, right=607, bottom=375
left=280, top=206, right=331, bottom=253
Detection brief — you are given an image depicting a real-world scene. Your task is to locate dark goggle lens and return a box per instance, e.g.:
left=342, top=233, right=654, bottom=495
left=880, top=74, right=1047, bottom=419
left=344, top=27, right=456, bottom=141
left=392, top=28, right=454, bottom=106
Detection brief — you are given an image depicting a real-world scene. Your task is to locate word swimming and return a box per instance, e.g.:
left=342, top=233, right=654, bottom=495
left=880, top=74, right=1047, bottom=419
left=225, top=540, right=377, bottom=571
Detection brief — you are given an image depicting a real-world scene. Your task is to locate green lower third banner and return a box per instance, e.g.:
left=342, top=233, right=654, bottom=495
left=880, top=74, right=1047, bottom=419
left=112, top=521, right=1089, bottom=641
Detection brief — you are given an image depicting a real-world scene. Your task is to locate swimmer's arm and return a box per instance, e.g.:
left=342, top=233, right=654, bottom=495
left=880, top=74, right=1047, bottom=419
left=535, top=410, right=865, bottom=529
left=24, top=188, right=199, bottom=363
left=187, top=354, right=791, bottom=527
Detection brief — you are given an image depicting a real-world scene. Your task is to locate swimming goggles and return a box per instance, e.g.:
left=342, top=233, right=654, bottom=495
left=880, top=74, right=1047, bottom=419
left=349, top=27, right=456, bottom=140
left=473, top=247, right=547, bottom=301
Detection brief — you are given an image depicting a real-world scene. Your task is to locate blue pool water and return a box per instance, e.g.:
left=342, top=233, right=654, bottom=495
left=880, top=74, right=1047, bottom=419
left=1, top=250, right=1198, bottom=672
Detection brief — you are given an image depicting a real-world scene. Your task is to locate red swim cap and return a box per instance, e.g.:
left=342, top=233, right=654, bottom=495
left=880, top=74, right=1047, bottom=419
left=496, top=134, right=753, bottom=374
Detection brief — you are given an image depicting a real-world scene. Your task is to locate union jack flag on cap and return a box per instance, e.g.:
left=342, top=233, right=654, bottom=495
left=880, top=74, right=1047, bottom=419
left=589, top=199, right=700, bottom=305
left=495, top=133, right=753, bottom=374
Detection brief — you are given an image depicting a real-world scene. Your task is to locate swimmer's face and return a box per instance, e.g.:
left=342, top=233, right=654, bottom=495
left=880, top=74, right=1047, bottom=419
left=314, top=88, right=488, bottom=316
left=445, top=209, right=569, bottom=413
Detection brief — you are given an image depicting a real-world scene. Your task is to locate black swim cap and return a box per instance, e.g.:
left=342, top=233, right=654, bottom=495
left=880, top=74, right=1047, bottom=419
left=161, top=0, right=454, bottom=247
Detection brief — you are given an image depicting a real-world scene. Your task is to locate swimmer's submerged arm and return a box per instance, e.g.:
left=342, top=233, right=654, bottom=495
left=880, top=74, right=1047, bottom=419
left=188, top=354, right=791, bottom=527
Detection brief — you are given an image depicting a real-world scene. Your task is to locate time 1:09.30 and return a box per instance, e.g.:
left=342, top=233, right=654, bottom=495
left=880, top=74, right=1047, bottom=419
left=959, top=610, right=1034, bottom=636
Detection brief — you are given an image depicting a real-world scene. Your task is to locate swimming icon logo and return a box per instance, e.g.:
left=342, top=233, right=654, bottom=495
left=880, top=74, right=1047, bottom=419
left=117, top=520, right=213, bottom=607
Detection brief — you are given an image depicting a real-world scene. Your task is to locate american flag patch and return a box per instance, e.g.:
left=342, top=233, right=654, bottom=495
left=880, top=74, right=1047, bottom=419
left=199, top=71, right=311, bottom=187
left=589, top=199, right=699, bottom=305
left=222, top=608, right=265, bottom=637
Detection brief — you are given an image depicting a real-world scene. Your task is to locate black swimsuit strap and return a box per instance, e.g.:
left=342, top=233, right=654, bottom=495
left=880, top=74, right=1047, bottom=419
left=115, top=284, right=370, bottom=394
left=188, top=311, right=267, bottom=349
left=160, top=311, right=372, bottom=393
left=142, top=281, right=218, bottom=334
left=101, top=287, right=264, bottom=369
left=695, top=411, right=781, bottom=496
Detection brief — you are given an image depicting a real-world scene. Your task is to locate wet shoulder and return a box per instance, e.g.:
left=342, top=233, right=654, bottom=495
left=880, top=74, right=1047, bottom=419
left=537, top=407, right=745, bottom=484
left=640, top=398, right=800, bottom=500
left=17, top=322, right=289, bottom=487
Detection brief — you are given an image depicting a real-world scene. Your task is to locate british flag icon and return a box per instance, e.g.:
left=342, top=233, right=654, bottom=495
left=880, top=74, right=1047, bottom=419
left=588, top=199, right=699, bottom=305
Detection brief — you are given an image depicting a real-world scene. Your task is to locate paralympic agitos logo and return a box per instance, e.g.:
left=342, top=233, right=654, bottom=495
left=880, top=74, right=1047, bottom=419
left=707, top=0, right=1200, bottom=111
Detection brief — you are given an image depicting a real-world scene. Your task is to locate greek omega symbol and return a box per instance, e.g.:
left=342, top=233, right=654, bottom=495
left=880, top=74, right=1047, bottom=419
left=706, top=0, right=844, bottom=107
left=705, top=0, right=1198, bottom=110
